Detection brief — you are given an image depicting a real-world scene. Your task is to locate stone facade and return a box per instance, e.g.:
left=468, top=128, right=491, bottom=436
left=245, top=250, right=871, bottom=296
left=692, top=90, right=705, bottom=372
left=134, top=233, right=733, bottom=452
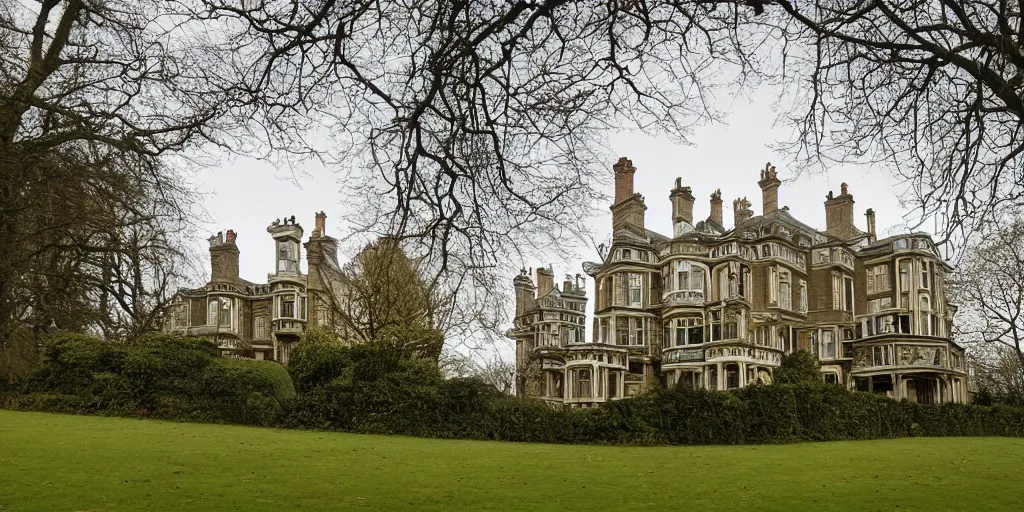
left=512, top=159, right=967, bottom=407
left=164, top=213, right=343, bottom=365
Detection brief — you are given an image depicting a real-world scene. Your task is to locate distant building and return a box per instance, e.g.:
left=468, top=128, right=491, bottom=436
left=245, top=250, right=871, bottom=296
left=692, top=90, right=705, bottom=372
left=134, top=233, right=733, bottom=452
left=164, top=212, right=342, bottom=364
left=512, top=158, right=967, bottom=407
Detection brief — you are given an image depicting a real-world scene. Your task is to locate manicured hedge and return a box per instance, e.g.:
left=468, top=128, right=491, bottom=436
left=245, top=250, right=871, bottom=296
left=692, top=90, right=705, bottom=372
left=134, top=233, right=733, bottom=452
left=4, top=334, right=1024, bottom=445
left=3, top=333, right=293, bottom=426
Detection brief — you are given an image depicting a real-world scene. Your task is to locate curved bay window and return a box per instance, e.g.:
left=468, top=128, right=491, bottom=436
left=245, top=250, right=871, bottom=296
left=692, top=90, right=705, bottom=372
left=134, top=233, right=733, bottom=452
left=571, top=368, right=593, bottom=399
left=663, top=261, right=705, bottom=304
left=207, top=297, right=234, bottom=329
left=709, top=309, right=739, bottom=341
left=665, top=317, right=704, bottom=347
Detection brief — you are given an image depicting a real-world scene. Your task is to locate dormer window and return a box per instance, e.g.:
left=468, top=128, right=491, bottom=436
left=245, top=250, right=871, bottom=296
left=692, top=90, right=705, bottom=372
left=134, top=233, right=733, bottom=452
left=622, top=249, right=632, bottom=260
left=277, top=240, right=299, bottom=273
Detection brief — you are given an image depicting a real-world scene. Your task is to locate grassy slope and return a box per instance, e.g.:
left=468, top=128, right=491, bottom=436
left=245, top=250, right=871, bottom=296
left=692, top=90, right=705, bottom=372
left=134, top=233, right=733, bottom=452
left=1, top=411, right=1022, bottom=511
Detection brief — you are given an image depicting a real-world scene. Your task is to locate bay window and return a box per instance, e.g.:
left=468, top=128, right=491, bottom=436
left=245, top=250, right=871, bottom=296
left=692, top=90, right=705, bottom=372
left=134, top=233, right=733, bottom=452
left=920, top=259, right=932, bottom=290
left=280, top=294, right=296, bottom=318
left=616, top=319, right=629, bottom=345
left=208, top=297, right=233, bottom=328
left=821, top=330, right=836, bottom=359
left=633, top=317, right=645, bottom=345
left=628, top=273, right=642, bottom=306
left=571, top=368, right=592, bottom=399
left=220, top=299, right=232, bottom=326
left=867, top=265, right=891, bottom=294
left=668, top=317, right=704, bottom=347
left=277, top=241, right=299, bottom=273
left=898, top=260, right=911, bottom=293
left=779, top=270, right=792, bottom=310
left=710, top=310, right=722, bottom=341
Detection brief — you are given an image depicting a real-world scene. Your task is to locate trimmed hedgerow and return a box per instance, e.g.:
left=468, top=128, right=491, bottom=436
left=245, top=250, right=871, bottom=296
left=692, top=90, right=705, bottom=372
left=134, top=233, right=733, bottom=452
left=5, top=333, right=1024, bottom=445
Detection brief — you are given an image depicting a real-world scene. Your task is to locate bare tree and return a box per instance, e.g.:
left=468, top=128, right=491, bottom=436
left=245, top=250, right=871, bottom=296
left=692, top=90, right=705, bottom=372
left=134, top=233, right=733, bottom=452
left=768, top=1, right=1024, bottom=254
left=950, top=218, right=1024, bottom=370
left=317, top=237, right=446, bottom=359
left=472, top=355, right=517, bottom=395
left=195, top=0, right=775, bottom=353
left=0, top=0, right=241, bottom=342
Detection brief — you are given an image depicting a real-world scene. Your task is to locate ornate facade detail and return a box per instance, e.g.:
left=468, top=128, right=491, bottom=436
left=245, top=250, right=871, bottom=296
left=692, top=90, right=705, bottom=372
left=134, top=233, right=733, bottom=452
left=513, top=159, right=968, bottom=408
left=164, top=213, right=343, bottom=365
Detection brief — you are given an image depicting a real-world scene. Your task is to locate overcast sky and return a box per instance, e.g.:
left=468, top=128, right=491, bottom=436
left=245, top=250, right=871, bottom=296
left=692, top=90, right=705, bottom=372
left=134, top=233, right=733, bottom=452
left=193, top=89, right=911, bottom=361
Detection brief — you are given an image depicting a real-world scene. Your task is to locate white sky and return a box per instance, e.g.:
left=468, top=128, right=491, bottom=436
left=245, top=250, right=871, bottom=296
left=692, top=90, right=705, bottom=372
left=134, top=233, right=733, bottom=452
left=193, top=91, right=912, bottom=361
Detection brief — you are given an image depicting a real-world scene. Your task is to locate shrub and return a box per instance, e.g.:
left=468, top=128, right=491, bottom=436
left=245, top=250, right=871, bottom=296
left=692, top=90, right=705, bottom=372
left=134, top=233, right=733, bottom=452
left=7, top=331, right=1024, bottom=446
left=773, top=351, right=822, bottom=385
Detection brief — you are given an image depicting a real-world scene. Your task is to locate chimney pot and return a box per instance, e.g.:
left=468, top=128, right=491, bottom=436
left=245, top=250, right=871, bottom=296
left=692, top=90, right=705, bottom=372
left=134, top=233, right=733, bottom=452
left=670, top=178, right=695, bottom=225
left=710, top=189, right=723, bottom=226
left=612, top=157, right=636, bottom=204
left=536, top=266, right=555, bottom=297
left=825, top=185, right=856, bottom=239
left=314, top=211, right=327, bottom=236
left=865, top=208, right=877, bottom=243
left=757, top=162, right=782, bottom=215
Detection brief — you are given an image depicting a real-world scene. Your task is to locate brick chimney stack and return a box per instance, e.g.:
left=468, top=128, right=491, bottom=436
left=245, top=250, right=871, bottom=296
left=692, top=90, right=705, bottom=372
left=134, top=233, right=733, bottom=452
left=536, top=266, right=554, bottom=297
left=824, top=183, right=857, bottom=239
left=613, top=157, right=636, bottom=204
left=669, top=177, right=696, bottom=225
left=710, top=189, right=723, bottom=226
left=314, top=211, right=327, bottom=237
left=209, top=229, right=240, bottom=283
left=758, top=162, right=782, bottom=215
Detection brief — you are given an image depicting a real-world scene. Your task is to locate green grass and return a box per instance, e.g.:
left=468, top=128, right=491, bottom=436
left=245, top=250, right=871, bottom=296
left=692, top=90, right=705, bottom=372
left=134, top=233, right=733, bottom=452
left=1, top=411, right=1022, bottom=511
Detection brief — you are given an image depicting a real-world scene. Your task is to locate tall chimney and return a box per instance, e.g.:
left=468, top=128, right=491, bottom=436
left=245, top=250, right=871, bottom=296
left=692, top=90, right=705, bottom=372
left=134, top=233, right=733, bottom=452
left=710, top=189, right=723, bottom=226
left=733, top=197, right=753, bottom=228
left=513, top=269, right=535, bottom=316
left=865, top=208, right=877, bottom=243
left=209, top=229, right=240, bottom=282
left=758, top=162, right=782, bottom=215
left=669, top=177, right=696, bottom=225
left=824, top=183, right=857, bottom=239
left=536, top=266, right=555, bottom=297
left=613, top=157, right=636, bottom=204
left=609, top=157, right=647, bottom=234
left=314, top=211, right=327, bottom=237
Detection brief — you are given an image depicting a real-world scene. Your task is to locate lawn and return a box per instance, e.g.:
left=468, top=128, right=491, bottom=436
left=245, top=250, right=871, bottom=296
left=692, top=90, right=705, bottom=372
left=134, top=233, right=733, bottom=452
left=0, top=410, right=1021, bottom=511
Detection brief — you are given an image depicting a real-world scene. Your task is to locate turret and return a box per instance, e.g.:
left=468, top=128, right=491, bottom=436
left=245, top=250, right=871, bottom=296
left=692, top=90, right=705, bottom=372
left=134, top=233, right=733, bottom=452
left=267, top=216, right=304, bottom=275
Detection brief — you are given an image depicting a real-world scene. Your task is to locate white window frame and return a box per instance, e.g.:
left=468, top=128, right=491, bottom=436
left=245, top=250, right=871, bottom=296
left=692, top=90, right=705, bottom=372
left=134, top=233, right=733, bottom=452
left=628, top=273, right=642, bottom=307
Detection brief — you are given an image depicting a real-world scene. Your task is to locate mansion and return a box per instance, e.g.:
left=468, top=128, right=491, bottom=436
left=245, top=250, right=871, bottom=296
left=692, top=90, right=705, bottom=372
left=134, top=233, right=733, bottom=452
left=512, top=158, right=967, bottom=407
left=164, top=213, right=342, bottom=364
